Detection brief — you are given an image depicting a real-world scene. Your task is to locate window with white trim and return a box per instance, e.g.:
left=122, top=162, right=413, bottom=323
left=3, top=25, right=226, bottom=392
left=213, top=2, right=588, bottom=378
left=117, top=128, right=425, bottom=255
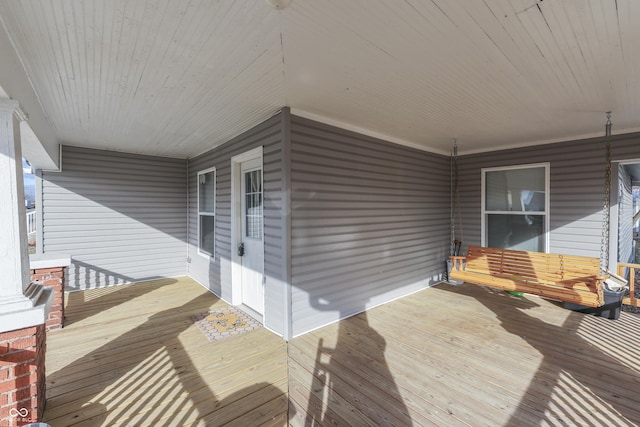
left=482, top=163, right=549, bottom=252
left=198, top=168, right=216, bottom=257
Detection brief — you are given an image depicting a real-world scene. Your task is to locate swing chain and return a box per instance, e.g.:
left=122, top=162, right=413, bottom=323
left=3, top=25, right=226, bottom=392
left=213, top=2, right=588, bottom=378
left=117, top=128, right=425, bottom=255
left=600, top=139, right=612, bottom=274
left=451, top=149, right=455, bottom=255
left=451, top=139, right=463, bottom=256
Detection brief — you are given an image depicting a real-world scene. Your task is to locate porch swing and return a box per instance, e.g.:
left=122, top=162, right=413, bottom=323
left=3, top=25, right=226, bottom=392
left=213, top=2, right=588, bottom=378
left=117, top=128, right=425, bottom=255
left=448, top=113, right=626, bottom=308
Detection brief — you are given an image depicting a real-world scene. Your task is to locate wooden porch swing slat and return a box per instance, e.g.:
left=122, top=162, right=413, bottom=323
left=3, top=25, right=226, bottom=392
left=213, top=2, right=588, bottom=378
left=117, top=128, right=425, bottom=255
left=449, top=246, right=605, bottom=307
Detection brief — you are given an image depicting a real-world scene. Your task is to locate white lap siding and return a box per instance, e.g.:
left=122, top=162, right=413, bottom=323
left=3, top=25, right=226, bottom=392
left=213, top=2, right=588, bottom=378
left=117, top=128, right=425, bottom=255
left=41, top=146, right=187, bottom=290
left=456, top=133, right=640, bottom=259
left=289, top=116, right=450, bottom=337
left=187, top=112, right=288, bottom=337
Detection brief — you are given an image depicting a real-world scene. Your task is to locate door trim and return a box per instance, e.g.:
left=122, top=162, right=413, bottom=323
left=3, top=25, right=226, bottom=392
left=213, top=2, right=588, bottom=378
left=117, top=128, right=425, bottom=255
left=230, top=146, right=264, bottom=310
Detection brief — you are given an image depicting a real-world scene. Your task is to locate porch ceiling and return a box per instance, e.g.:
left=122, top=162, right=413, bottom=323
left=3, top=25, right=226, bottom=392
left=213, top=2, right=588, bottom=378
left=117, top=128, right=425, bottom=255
left=1, top=0, right=639, bottom=163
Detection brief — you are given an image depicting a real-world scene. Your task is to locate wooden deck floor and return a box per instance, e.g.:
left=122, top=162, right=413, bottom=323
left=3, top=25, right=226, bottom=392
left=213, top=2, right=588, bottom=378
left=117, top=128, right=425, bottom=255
left=289, top=282, right=640, bottom=426
left=43, top=277, right=288, bottom=426
left=45, top=278, right=640, bottom=426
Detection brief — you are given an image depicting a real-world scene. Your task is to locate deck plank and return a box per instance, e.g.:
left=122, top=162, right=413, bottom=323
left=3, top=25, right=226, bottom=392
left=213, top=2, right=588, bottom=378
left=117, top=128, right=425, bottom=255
left=44, top=277, right=287, bottom=426
left=44, top=277, right=640, bottom=426
left=289, top=282, right=640, bottom=426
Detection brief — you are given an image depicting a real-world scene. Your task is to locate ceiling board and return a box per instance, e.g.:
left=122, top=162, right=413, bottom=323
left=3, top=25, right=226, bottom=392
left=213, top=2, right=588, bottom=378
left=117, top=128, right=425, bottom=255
left=0, top=0, right=638, bottom=160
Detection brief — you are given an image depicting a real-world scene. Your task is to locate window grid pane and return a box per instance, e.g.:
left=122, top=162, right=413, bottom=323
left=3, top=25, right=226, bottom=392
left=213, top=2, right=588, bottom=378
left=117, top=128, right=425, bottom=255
left=483, top=165, right=547, bottom=252
left=198, top=168, right=215, bottom=257
left=199, top=171, right=215, bottom=213
left=487, top=214, right=545, bottom=252
left=485, top=167, right=545, bottom=212
left=199, top=215, right=215, bottom=256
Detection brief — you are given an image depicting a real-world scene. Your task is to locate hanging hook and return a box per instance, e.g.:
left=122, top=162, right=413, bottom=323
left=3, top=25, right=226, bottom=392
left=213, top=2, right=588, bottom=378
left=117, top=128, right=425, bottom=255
left=452, top=138, right=458, bottom=157
left=605, top=111, right=612, bottom=137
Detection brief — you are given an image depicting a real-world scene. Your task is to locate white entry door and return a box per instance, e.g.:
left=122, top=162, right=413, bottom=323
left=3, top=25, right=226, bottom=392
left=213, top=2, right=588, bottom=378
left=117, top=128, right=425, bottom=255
left=239, top=158, right=264, bottom=315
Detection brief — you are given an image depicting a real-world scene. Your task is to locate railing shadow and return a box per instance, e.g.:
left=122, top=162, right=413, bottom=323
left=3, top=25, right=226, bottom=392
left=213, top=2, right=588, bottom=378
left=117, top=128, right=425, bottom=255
left=438, top=283, right=640, bottom=425
left=618, top=262, right=640, bottom=309
left=44, top=281, right=288, bottom=426
left=63, top=261, right=179, bottom=326
left=70, top=258, right=170, bottom=292
left=292, top=297, right=413, bottom=426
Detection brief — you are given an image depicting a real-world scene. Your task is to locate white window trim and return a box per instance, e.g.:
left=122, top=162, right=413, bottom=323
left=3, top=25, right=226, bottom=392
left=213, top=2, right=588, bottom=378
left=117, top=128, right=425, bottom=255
left=197, top=167, right=216, bottom=258
left=481, top=162, right=550, bottom=252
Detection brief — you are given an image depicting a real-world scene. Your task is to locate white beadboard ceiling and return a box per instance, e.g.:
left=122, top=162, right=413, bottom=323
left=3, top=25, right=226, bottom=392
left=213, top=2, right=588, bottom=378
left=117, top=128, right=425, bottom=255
left=1, top=0, right=639, bottom=162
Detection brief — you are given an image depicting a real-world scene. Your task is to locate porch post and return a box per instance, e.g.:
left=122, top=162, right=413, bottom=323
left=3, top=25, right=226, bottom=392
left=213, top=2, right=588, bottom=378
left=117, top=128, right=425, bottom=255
left=0, top=101, right=30, bottom=303
left=0, top=98, right=52, bottom=424
left=0, top=99, right=51, bottom=315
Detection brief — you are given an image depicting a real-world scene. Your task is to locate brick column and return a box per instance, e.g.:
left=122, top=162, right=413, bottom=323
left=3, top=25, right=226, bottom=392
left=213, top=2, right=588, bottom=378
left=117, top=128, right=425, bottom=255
left=0, top=325, right=46, bottom=425
left=30, top=266, right=66, bottom=331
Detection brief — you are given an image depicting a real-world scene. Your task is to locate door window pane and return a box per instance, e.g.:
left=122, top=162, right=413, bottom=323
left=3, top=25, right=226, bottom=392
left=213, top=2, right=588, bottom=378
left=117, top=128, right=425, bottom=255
left=245, top=170, right=263, bottom=239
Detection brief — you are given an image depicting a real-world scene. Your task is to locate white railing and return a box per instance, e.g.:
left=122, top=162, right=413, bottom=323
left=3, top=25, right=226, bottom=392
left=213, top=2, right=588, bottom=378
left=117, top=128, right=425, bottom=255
left=618, top=262, right=639, bottom=307
left=26, top=210, right=36, bottom=234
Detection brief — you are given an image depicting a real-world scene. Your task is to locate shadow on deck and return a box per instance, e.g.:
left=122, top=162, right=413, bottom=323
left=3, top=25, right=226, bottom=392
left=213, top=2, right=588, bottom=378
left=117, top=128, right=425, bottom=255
left=44, top=277, right=288, bottom=426
left=289, top=282, right=640, bottom=426
left=45, top=278, right=640, bottom=426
